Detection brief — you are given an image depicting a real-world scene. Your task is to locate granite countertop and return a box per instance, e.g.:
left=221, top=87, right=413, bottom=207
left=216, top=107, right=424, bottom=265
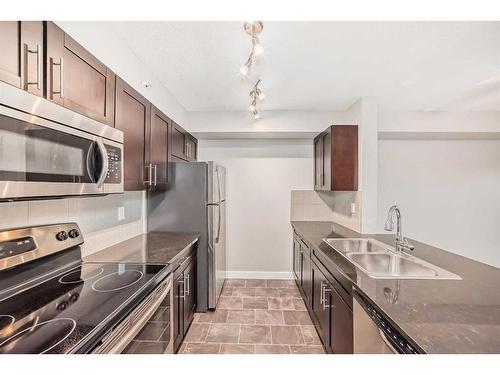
left=84, top=232, right=200, bottom=265
left=291, top=221, right=500, bottom=354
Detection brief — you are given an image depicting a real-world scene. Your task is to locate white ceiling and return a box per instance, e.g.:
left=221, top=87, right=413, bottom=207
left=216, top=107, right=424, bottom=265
left=110, top=21, right=500, bottom=111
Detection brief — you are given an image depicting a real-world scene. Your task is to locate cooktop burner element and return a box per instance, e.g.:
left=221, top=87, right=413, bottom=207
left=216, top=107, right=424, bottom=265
left=59, top=267, right=104, bottom=284
left=91, top=270, right=144, bottom=292
left=0, top=262, right=167, bottom=354
left=0, top=318, right=76, bottom=354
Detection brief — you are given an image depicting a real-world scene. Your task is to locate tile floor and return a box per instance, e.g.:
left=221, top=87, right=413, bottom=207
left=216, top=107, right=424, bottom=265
left=179, top=279, right=325, bottom=354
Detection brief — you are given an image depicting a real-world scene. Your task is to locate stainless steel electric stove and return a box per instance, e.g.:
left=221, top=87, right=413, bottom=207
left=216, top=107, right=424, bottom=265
left=0, top=223, right=173, bottom=354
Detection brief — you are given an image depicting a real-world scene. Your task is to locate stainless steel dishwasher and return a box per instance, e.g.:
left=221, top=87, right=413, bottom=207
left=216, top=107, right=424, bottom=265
left=353, top=288, right=420, bottom=354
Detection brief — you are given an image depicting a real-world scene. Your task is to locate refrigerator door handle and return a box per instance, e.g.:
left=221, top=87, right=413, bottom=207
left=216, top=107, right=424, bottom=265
left=216, top=203, right=221, bottom=243
left=215, top=165, right=222, bottom=243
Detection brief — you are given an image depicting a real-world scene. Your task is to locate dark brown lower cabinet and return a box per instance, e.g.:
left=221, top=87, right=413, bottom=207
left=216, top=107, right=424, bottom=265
left=329, top=284, right=353, bottom=354
left=183, top=258, right=197, bottom=335
left=173, top=255, right=197, bottom=353
left=311, top=260, right=331, bottom=347
left=294, top=232, right=353, bottom=354
left=302, top=251, right=312, bottom=307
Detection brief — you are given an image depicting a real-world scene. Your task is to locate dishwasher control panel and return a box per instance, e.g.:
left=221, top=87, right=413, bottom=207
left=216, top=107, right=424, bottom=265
left=354, top=289, right=420, bottom=354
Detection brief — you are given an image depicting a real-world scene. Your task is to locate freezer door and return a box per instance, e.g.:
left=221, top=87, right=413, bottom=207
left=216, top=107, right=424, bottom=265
left=208, top=200, right=227, bottom=308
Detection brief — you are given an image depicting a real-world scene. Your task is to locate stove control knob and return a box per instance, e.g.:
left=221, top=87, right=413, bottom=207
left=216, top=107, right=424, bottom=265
left=68, top=229, right=80, bottom=239
left=56, top=231, right=68, bottom=241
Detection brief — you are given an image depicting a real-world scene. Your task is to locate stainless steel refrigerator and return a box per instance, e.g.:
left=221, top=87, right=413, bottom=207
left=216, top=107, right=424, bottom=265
left=147, top=161, right=226, bottom=311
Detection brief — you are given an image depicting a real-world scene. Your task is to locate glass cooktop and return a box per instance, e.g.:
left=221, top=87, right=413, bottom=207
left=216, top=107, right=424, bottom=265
left=0, top=262, right=168, bottom=354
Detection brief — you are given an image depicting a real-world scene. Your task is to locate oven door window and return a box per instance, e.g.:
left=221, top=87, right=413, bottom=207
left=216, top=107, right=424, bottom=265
left=0, top=114, right=99, bottom=183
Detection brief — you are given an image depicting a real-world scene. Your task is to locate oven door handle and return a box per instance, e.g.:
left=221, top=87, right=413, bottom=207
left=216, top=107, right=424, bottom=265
left=94, top=276, right=172, bottom=354
left=95, top=139, right=109, bottom=188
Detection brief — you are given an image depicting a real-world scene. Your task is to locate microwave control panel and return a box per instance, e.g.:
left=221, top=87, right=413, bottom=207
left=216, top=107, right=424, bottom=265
left=105, top=145, right=122, bottom=184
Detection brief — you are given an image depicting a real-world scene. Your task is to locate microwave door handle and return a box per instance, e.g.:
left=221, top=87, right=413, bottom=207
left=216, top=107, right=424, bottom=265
left=86, top=143, right=96, bottom=183
left=96, top=139, right=109, bottom=188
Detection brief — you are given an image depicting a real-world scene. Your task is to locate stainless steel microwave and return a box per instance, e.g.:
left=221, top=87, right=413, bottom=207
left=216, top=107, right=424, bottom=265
left=0, top=82, right=123, bottom=201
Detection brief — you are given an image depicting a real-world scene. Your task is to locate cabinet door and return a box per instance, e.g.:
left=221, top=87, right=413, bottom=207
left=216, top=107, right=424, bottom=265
left=46, top=22, right=115, bottom=125
left=321, top=132, right=332, bottom=190
left=183, top=258, right=197, bottom=334
left=115, top=77, right=150, bottom=190
left=292, top=237, right=301, bottom=283
left=302, top=250, right=312, bottom=308
left=185, top=135, right=197, bottom=161
left=148, top=106, right=170, bottom=190
left=170, top=122, right=186, bottom=161
left=0, top=21, right=43, bottom=97
left=313, top=135, right=324, bottom=190
left=329, top=286, right=353, bottom=354
left=311, top=261, right=330, bottom=347
left=173, top=273, right=185, bottom=353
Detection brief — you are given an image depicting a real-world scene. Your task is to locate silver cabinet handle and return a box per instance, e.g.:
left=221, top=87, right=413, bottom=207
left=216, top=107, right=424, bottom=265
left=320, top=281, right=326, bottom=304
left=178, top=279, right=185, bottom=299
left=25, top=43, right=41, bottom=90
left=153, top=164, right=157, bottom=186
left=320, top=281, right=332, bottom=310
left=144, top=163, right=153, bottom=186
left=51, top=57, right=64, bottom=98
left=184, top=274, right=190, bottom=296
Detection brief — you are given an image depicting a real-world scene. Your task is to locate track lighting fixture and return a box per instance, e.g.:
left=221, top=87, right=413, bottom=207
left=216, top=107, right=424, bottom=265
left=240, top=21, right=264, bottom=77
left=249, top=79, right=264, bottom=119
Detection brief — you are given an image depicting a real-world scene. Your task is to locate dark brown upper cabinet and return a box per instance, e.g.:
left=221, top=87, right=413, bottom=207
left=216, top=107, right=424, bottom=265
left=170, top=121, right=197, bottom=162
left=0, top=21, right=44, bottom=97
left=148, top=106, right=171, bottom=190
left=114, top=77, right=150, bottom=191
left=45, top=22, right=115, bottom=126
left=314, top=125, right=358, bottom=191
left=115, top=77, right=171, bottom=192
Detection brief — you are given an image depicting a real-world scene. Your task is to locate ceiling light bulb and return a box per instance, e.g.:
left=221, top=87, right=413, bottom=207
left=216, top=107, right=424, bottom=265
left=240, top=64, right=249, bottom=76
left=253, top=43, right=264, bottom=57
left=257, top=91, right=265, bottom=100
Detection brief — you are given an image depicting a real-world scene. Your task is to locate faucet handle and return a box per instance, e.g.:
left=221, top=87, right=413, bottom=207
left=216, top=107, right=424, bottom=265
left=399, top=238, right=414, bottom=251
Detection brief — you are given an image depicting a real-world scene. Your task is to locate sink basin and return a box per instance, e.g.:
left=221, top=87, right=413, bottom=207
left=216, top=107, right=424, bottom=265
left=347, top=253, right=440, bottom=278
left=322, top=238, right=461, bottom=280
left=323, top=238, right=392, bottom=254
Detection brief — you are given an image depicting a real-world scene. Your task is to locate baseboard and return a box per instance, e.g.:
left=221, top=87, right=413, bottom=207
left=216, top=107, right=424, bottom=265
left=226, top=271, right=294, bottom=280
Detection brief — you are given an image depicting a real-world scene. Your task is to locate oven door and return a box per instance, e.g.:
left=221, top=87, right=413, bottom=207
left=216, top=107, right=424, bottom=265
left=0, top=105, right=110, bottom=200
left=93, top=275, right=174, bottom=354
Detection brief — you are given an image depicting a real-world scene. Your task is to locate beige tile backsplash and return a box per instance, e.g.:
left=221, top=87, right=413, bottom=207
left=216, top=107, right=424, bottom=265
left=290, top=190, right=361, bottom=232
left=0, top=191, right=146, bottom=256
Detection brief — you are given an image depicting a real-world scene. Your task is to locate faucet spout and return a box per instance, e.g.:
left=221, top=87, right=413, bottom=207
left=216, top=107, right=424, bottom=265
left=384, top=204, right=413, bottom=253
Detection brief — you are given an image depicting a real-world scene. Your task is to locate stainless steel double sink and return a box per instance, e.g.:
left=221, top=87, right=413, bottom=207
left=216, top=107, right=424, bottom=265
left=322, top=238, right=461, bottom=280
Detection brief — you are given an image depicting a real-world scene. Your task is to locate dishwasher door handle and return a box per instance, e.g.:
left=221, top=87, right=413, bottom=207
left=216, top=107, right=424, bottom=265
left=378, top=329, right=399, bottom=354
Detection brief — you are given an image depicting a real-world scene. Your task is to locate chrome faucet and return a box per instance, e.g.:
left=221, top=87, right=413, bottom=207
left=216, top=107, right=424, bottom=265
left=384, top=205, right=414, bottom=253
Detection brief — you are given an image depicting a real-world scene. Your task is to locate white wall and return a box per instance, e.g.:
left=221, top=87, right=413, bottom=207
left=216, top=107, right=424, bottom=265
left=198, top=139, right=312, bottom=278
left=378, top=139, right=500, bottom=268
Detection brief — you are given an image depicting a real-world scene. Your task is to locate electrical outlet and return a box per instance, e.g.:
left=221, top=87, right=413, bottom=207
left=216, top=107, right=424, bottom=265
left=350, top=203, right=356, bottom=214
left=118, top=206, right=125, bottom=221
